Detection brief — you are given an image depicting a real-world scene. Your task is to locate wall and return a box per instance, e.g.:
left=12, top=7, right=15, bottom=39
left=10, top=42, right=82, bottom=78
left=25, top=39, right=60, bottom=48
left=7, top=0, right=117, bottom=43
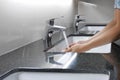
left=0, top=0, right=78, bottom=56
left=78, top=0, right=114, bottom=24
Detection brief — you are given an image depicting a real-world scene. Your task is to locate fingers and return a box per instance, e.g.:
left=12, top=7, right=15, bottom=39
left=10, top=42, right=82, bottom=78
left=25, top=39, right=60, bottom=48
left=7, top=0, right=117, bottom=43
left=63, top=41, right=86, bottom=53
left=65, top=43, right=80, bottom=53
left=69, top=43, right=76, bottom=47
left=63, top=43, right=78, bottom=52
left=63, top=43, right=75, bottom=52
left=64, top=47, right=72, bottom=52
left=64, top=43, right=76, bottom=52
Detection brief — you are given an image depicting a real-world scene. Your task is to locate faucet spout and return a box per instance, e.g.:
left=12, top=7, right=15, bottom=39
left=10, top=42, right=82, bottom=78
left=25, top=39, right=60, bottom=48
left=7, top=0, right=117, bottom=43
left=51, top=25, right=66, bottom=31
left=49, top=18, right=66, bottom=31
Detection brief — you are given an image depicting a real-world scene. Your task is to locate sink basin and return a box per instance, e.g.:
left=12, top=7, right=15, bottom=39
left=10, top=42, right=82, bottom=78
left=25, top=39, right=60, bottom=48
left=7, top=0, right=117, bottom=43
left=48, top=36, right=111, bottom=53
left=46, top=36, right=111, bottom=68
left=3, top=69, right=110, bottom=80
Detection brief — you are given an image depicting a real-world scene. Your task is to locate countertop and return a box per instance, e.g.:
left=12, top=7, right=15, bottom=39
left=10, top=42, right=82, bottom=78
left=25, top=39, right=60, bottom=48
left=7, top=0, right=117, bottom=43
left=0, top=43, right=120, bottom=80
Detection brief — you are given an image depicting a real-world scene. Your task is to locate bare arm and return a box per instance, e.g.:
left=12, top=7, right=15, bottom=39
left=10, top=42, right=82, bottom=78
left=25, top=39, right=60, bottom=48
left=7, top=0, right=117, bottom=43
left=86, top=24, right=120, bottom=49
left=85, top=9, right=120, bottom=49
left=77, top=11, right=117, bottom=44
left=88, top=10, right=117, bottom=42
left=88, top=20, right=116, bottom=41
left=76, top=20, right=116, bottom=44
left=64, top=9, right=120, bottom=53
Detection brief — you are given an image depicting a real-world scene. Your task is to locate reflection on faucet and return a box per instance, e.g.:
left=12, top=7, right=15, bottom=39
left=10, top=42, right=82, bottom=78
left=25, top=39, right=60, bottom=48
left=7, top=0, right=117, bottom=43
left=47, top=30, right=53, bottom=47
left=45, top=52, right=64, bottom=65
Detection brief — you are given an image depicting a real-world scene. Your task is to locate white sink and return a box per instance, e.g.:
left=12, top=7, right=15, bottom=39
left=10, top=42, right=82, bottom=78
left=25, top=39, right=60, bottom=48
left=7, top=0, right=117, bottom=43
left=4, top=72, right=110, bottom=80
left=48, top=36, right=111, bottom=53
left=46, top=36, right=111, bottom=68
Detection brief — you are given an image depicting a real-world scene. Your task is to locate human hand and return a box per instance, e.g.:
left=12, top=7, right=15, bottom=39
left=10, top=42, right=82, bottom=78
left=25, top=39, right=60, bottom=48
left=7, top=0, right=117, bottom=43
left=69, top=40, right=88, bottom=47
left=64, top=43, right=89, bottom=53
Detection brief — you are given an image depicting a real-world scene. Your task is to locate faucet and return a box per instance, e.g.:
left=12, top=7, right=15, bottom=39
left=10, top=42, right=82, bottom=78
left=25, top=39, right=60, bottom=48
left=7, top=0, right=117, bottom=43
left=74, top=15, right=86, bottom=33
left=43, top=18, right=66, bottom=50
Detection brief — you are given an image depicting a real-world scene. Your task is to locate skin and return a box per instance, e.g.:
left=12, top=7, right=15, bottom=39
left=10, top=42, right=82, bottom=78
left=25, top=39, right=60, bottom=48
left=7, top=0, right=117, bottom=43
left=64, top=9, right=120, bottom=53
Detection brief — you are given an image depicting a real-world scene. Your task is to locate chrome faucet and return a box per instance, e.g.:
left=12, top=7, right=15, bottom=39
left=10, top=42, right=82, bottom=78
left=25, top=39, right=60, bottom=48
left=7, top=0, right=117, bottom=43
left=74, top=15, right=86, bottom=33
left=43, top=18, right=66, bottom=50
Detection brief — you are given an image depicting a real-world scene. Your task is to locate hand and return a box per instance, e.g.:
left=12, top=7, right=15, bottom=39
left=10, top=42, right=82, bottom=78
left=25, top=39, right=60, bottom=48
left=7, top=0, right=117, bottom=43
left=69, top=40, right=88, bottom=47
left=64, top=43, right=89, bottom=53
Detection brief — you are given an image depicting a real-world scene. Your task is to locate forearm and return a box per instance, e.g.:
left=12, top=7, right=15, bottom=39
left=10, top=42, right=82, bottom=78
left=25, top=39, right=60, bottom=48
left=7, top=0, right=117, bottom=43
left=86, top=25, right=120, bottom=50
left=88, top=20, right=116, bottom=42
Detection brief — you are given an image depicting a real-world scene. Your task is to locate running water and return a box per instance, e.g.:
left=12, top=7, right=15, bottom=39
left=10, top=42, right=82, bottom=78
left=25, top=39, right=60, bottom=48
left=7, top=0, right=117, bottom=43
left=62, top=30, right=69, bottom=48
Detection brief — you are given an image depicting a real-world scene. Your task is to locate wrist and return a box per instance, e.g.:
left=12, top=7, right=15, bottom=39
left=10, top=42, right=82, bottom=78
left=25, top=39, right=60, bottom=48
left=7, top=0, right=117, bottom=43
left=85, top=39, right=97, bottom=50
left=78, top=43, right=91, bottom=52
left=84, top=43, right=91, bottom=51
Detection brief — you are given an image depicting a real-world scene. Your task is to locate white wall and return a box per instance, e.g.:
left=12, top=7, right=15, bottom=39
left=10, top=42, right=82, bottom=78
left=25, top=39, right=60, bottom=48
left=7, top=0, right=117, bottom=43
left=78, top=0, right=114, bottom=24
left=0, top=0, right=78, bottom=56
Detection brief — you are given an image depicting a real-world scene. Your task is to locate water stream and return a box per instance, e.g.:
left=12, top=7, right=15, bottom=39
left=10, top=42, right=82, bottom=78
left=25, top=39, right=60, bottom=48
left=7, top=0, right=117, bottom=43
left=62, top=30, right=69, bottom=48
